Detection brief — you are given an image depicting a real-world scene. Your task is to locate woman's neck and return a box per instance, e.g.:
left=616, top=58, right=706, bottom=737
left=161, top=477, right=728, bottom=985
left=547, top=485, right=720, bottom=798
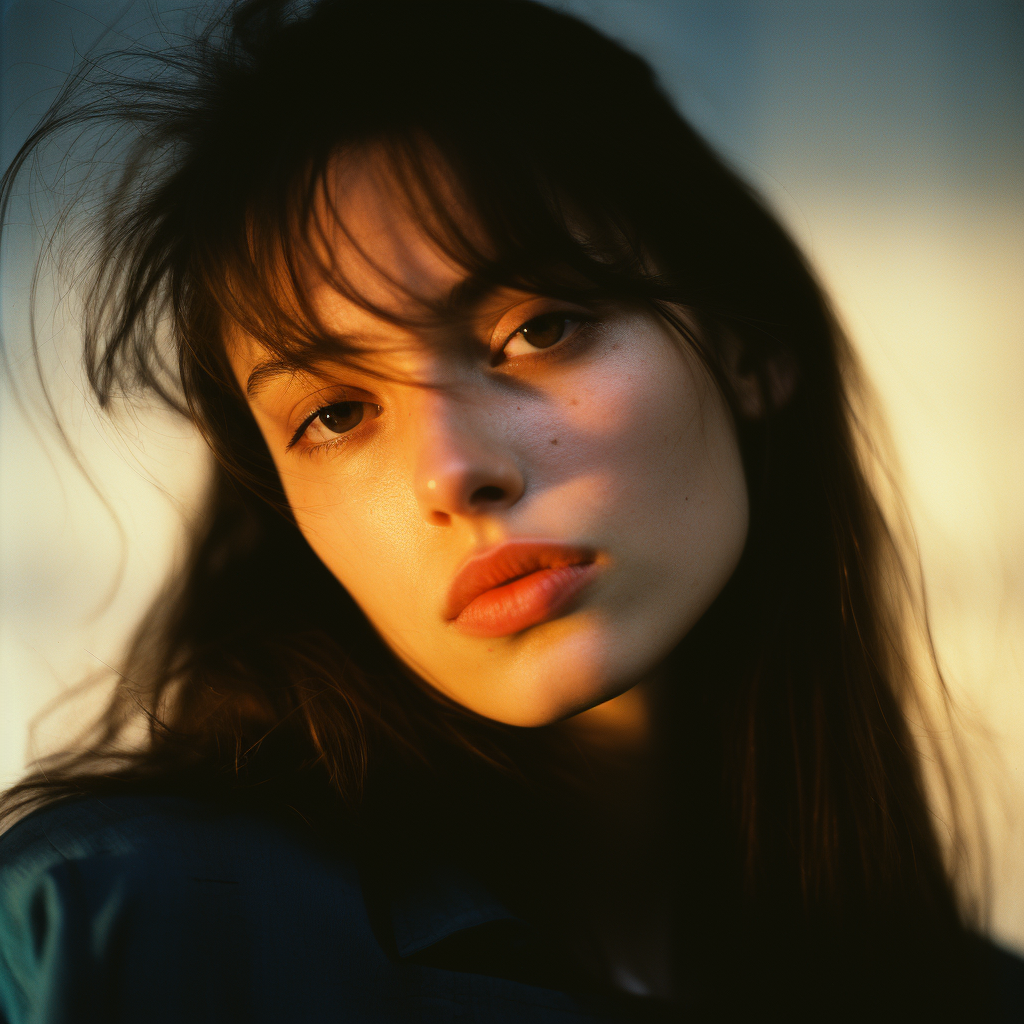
left=549, top=672, right=678, bottom=1001
left=558, top=672, right=665, bottom=758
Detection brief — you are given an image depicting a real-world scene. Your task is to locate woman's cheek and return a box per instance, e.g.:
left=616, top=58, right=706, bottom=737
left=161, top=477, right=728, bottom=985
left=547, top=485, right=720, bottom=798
left=557, top=336, right=704, bottom=495
left=287, top=463, right=427, bottom=625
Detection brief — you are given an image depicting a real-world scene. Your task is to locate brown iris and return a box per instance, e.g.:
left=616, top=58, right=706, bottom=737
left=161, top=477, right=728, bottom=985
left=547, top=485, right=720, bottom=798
left=518, top=313, right=570, bottom=349
left=318, top=401, right=364, bottom=434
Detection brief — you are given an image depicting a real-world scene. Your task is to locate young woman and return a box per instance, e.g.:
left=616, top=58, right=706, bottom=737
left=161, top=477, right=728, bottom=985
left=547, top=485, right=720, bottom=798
left=0, top=1, right=1018, bottom=1020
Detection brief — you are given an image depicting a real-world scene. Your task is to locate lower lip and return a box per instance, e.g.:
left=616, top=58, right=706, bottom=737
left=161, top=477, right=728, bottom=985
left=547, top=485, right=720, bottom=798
left=452, top=563, right=598, bottom=639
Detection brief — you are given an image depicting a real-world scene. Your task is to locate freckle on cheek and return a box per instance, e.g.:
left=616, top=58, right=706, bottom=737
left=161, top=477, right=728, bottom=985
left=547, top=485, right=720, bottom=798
left=550, top=438, right=558, bottom=445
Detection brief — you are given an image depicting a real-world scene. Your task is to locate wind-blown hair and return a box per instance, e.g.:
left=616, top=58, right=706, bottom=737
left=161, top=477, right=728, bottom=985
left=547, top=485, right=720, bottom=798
left=0, top=0, right=988, bottom=1018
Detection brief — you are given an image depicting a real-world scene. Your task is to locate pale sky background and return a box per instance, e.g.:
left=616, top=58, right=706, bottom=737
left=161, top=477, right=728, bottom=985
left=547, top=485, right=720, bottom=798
left=2, top=0, right=1022, bottom=950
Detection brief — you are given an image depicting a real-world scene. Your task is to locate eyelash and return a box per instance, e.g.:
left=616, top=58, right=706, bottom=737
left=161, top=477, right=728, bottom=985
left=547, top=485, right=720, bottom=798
left=286, top=309, right=601, bottom=453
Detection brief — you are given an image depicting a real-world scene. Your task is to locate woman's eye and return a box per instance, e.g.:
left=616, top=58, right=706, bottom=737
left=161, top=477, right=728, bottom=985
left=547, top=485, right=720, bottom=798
left=316, top=401, right=364, bottom=434
left=503, top=312, right=578, bottom=358
left=290, top=400, right=376, bottom=449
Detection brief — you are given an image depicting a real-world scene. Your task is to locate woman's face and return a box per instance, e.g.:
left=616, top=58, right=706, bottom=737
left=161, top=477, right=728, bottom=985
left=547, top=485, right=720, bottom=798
left=227, top=160, right=749, bottom=726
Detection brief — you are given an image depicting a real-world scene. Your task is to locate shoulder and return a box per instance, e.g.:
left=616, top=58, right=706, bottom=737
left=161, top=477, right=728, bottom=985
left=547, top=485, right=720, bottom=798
left=0, top=792, right=362, bottom=918
left=0, top=792, right=254, bottom=866
left=0, top=794, right=377, bottom=1024
left=0, top=791, right=351, bottom=876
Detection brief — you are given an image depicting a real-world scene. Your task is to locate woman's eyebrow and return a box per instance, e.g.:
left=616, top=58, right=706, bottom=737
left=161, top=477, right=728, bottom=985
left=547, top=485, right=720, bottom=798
left=440, top=272, right=500, bottom=318
left=245, top=349, right=384, bottom=400
left=246, top=357, right=309, bottom=399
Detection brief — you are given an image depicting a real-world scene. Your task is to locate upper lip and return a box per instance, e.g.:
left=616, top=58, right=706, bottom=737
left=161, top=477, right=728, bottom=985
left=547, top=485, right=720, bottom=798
left=444, top=539, right=597, bottom=622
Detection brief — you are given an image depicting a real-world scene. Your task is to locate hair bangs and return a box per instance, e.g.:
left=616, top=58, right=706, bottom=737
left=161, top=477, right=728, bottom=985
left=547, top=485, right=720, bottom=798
left=199, top=124, right=682, bottom=392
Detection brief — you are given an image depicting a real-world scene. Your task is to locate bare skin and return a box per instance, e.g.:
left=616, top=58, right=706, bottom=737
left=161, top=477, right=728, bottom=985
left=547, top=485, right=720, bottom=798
left=227, top=154, right=749, bottom=728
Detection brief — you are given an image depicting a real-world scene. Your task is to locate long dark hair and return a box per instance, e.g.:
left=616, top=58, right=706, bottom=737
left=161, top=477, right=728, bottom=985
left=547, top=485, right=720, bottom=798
left=0, top=0, right=987, bottom=1018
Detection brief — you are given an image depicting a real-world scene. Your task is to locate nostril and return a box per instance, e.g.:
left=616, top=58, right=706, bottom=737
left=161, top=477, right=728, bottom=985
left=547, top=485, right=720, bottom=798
left=471, top=484, right=506, bottom=505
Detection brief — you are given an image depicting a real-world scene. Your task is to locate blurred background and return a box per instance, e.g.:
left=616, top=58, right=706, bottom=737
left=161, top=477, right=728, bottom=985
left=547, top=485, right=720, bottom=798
left=2, top=0, right=1022, bottom=950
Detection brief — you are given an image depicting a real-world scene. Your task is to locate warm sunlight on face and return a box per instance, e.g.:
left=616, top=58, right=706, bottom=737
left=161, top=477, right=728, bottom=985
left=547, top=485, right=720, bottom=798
left=226, top=155, right=749, bottom=726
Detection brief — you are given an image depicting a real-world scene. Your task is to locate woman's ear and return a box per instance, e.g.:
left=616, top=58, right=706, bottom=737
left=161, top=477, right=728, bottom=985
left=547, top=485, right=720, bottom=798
left=721, top=331, right=798, bottom=419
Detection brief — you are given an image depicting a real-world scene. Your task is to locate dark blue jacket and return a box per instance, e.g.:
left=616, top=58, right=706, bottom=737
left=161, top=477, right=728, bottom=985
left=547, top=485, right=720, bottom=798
left=0, top=795, right=655, bottom=1023
left=1, top=795, right=1021, bottom=1023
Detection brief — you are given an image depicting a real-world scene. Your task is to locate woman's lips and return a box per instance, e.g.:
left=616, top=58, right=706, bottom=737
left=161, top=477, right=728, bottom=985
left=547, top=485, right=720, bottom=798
left=445, top=540, right=598, bottom=638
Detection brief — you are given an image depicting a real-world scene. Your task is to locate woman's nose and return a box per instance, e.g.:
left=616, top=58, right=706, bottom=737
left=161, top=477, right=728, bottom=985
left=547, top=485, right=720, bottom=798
left=411, top=390, right=525, bottom=526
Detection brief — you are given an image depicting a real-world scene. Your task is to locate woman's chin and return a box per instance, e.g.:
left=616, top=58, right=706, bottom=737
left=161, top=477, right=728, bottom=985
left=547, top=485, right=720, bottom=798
left=443, top=626, right=643, bottom=728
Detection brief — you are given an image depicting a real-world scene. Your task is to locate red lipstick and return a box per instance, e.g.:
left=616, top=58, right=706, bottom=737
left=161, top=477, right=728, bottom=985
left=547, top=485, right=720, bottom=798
left=445, top=540, right=598, bottom=638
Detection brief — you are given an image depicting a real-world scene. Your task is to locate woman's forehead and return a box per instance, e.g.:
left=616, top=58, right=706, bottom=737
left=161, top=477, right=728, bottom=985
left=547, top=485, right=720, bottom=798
left=223, top=150, right=506, bottom=378
left=225, top=183, right=534, bottom=393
